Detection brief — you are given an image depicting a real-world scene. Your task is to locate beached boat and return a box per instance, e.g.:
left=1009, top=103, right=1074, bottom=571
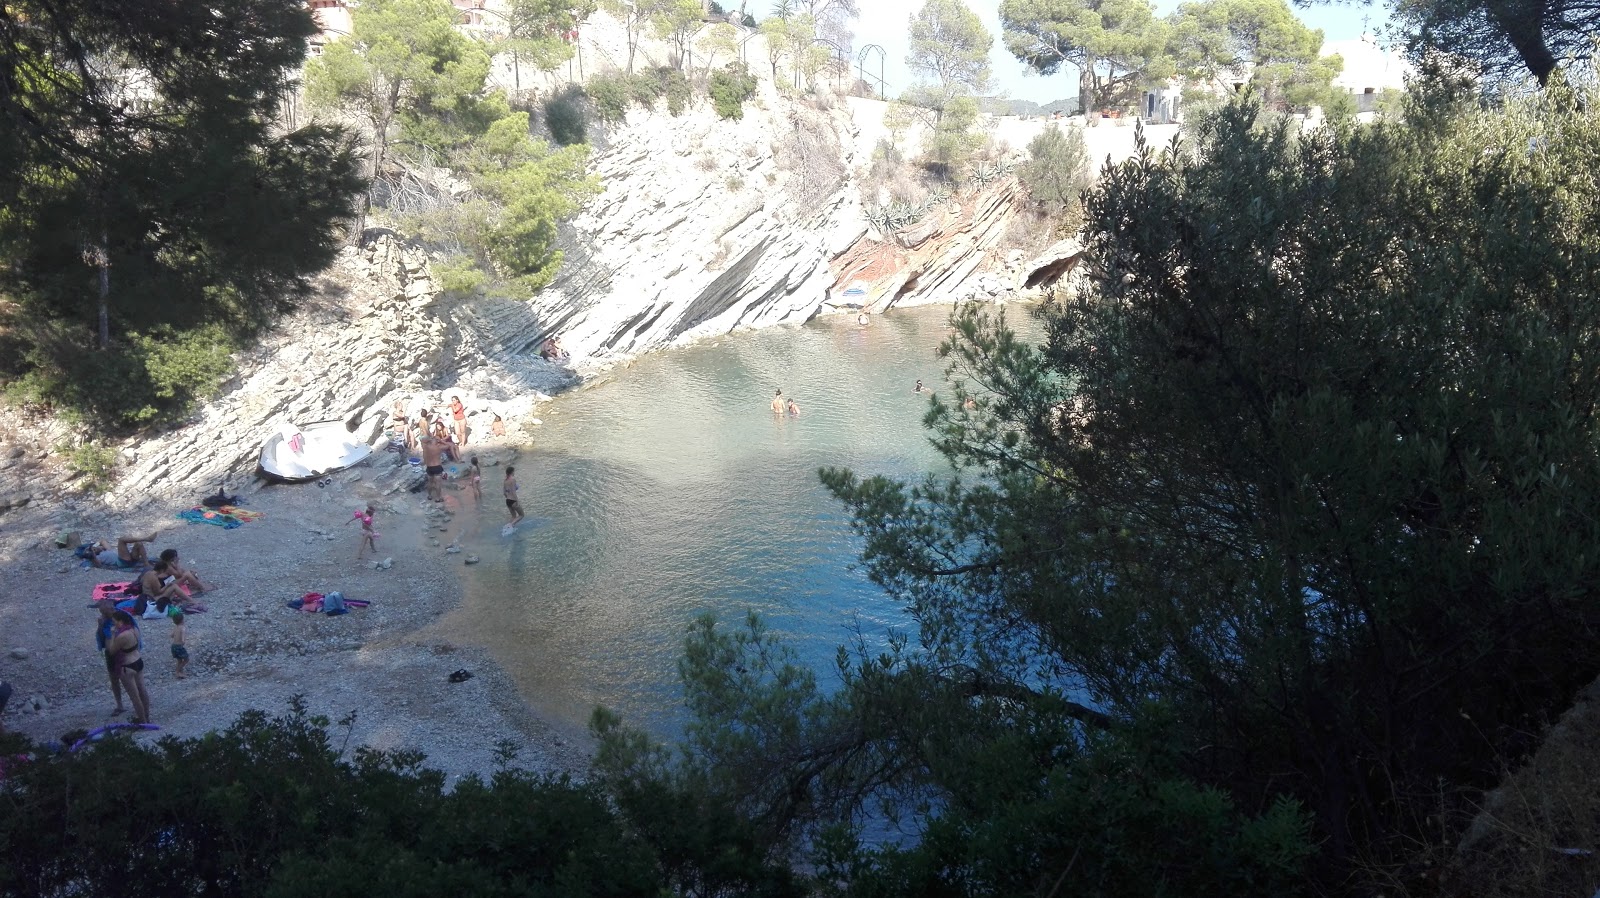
left=257, top=418, right=376, bottom=484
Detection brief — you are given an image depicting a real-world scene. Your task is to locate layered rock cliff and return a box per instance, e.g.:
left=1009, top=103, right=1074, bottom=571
left=492, top=95, right=1081, bottom=364
left=100, top=234, right=568, bottom=505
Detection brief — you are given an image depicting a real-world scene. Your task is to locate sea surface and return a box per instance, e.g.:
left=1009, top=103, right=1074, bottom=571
left=441, top=303, right=1043, bottom=736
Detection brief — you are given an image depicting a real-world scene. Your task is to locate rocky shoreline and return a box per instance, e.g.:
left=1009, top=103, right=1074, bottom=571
left=0, top=431, right=594, bottom=781
left=0, top=98, right=1076, bottom=772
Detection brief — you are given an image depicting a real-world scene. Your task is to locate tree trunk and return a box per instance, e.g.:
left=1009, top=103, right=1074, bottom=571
left=1487, top=0, right=1557, bottom=85
left=512, top=48, right=521, bottom=92
left=96, top=229, right=110, bottom=350
left=1078, top=60, right=1096, bottom=125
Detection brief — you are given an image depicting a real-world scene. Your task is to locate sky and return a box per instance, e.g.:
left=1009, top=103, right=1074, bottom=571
left=848, top=0, right=1396, bottom=104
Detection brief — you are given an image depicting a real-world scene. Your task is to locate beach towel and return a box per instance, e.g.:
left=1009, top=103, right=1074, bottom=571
left=92, top=582, right=137, bottom=601
left=176, top=504, right=262, bottom=528
left=288, top=591, right=369, bottom=613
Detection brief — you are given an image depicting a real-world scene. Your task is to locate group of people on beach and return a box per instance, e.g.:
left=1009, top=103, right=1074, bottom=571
left=83, top=534, right=205, bottom=725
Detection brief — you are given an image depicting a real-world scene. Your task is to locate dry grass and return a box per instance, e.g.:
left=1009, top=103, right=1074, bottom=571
left=1433, top=680, right=1600, bottom=897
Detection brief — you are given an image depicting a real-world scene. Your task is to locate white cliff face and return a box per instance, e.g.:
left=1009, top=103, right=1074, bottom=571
left=513, top=97, right=869, bottom=362
left=495, top=95, right=1091, bottom=367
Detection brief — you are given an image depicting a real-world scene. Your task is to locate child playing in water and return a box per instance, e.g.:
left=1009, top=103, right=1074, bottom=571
left=347, top=503, right=379, bottom=559
left=469, top=456, right=483, bottom=502
left=170, top=612, right=189, bottom=679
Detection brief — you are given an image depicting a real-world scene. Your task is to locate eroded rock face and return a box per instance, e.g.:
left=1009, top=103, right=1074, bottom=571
left=103, top=234, right=569, bottom=507
left=504, top=100, right=869, bottom=361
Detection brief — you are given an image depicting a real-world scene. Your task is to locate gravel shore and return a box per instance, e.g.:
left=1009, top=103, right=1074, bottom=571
left=0, top=445, right=591, bottom=785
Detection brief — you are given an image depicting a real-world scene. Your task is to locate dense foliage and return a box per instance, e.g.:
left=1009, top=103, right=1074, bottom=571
left=587, top=66, right=695, bottom=121
left=1018, top=125, right=1091, bottom=220
left=1389, top=0, right=1599, bottom=86
left=709, top=63, right=760, bottom=120
left=898, top=0, right=991, bottom=177
left=308, top=0, right=596, bottom=297
left=0, top=702, right=798, bottom=898
left=0, top=0, right=362, bottom=429
left=595, top=79, right=1600, bottom=895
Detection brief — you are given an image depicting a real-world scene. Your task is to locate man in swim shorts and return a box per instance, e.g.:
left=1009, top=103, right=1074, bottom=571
left=504, top=467, right=525, bottom=526
left=91, top=534, right=157, bottom=569
left=421, top=434, right=445, bottom=502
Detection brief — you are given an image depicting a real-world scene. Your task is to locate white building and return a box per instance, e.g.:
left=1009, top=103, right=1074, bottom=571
left=1324, top=33, right=1411, bottom=114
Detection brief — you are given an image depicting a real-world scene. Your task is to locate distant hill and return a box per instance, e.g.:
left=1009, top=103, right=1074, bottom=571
left=980, top=97, right=1082, bottom=117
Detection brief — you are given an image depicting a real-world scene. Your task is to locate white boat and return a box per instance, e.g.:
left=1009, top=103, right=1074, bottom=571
left=257, top=418, right=375, bottom=484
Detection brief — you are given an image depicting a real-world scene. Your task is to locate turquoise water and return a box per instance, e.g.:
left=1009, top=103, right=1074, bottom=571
left=442, top=304, right=1040, bottom=735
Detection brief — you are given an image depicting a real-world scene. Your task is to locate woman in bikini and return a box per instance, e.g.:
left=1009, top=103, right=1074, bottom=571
left=468, top=456, right=483, bottom=502
left=107, top=610, right=151, bottom=724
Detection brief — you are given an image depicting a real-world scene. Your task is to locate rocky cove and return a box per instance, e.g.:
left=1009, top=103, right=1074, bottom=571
left=0, top=94, right=1145, bottom=771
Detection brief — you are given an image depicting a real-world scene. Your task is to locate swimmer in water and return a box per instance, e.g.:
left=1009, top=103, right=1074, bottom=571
left=771, top=389, right=784, bottom=414
left=857, top=311, right=869, bottom=326
left=787, top=398, right=800, bottom=417
left=914, top=379, right=924, bottom=393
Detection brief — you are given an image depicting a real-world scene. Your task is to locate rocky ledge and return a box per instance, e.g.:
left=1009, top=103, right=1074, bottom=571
left=100, top=233, right=569, bottom=510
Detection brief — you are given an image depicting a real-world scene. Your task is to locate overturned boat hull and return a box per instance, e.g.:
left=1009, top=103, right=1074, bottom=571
left=257, top=418, right=376, bottom=484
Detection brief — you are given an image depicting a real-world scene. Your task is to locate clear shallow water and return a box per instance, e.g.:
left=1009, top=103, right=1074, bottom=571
left=441, top=304, right=1041, bottom=736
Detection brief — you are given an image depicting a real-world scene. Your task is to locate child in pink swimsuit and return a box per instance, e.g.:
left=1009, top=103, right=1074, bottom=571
left=347, top=504, right=379, bottom=560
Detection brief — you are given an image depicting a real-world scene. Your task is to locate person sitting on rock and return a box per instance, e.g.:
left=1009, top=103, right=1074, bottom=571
left=540, top=336, right=570, bottom=362
left=432, top=420, right=459, bottom=463
left=490, top=414, right=507, bottom=437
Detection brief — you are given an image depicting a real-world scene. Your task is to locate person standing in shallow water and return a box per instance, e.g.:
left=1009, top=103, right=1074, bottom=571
left=771, top=389, right=784, bottom=414
left=787, top=398, right=800, bottom=417
left=504, top=466, right=525, bottom=527
left=914, top=379, right=924, bottom=393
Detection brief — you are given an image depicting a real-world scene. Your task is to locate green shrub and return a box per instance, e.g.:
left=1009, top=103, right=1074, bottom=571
left=1019, top=124, right=1091, bottom=222
left=656, top=67, right=692, bottom=116
left=10, top=322, right=237, bottom=432
left=543, top=85, right=587, bottom=145
left=709, top=63, right=758, bottom=120
left=586, top=71, right=631, bottom=122
left=627, top=70, right=664, bottom=108
left=432, top=254, right=488, bottom=295
left=0, top=701, right=797, bottom=898
left=65, top=442, right=118, bottom=493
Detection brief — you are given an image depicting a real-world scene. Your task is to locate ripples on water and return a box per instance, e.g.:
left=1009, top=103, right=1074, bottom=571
left=443, top=304, right=1042, bottom=736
